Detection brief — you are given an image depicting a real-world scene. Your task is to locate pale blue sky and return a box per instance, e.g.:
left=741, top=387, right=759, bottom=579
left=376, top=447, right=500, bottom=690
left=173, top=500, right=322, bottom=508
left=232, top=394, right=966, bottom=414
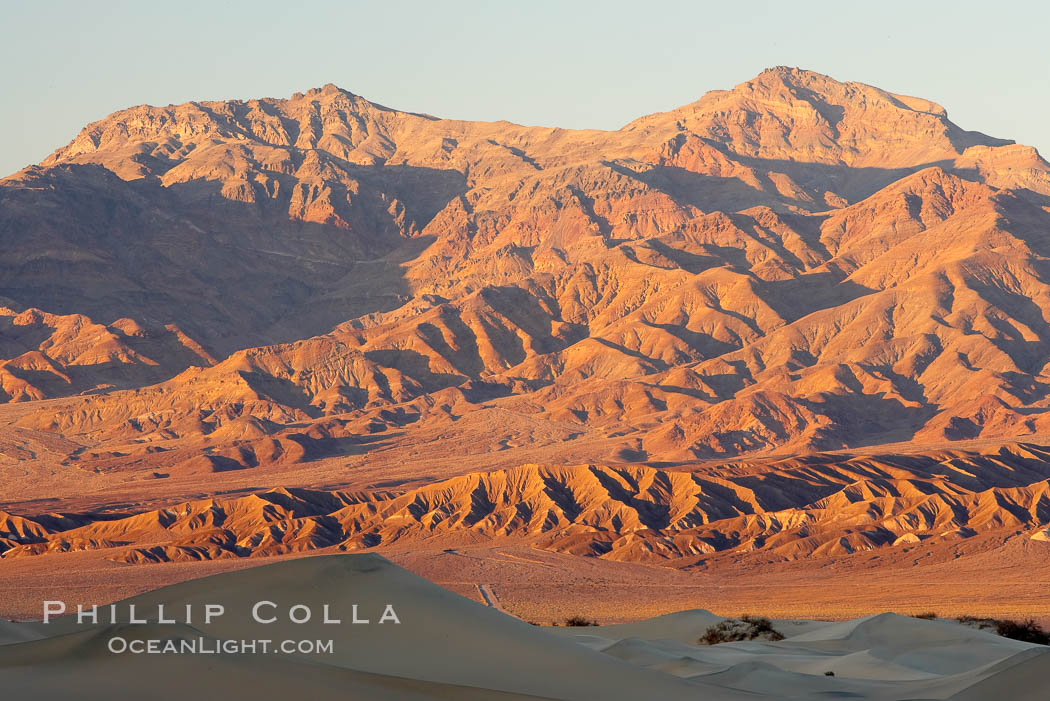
left=2, top=0, right=1047, bottom=176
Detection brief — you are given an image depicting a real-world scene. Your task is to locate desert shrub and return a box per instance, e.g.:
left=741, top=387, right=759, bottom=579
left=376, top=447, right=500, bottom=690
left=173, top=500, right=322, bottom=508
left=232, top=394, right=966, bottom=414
left=956, top=616, right=1050, bottom=645
left=699, top=615, right=785, bottom=645
left=994, top=618, right=1049, bottom=645
left=564, top=615, right=599, bottom=627
left=910, top=612, right=938, bottom=619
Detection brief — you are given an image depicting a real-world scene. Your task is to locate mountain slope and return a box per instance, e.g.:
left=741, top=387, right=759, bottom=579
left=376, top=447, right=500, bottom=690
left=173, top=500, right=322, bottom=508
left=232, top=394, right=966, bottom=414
left=3, top=67, right=1050, bottom=471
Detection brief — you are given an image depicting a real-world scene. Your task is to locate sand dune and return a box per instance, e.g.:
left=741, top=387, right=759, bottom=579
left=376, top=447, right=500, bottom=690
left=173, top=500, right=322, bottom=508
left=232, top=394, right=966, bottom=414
left=947, top=649, right=1050, bottom=701
left=14, top=554, right=736, bottom=700
left=0, top=617, right=42, bottom=645
left=0, top=623, right=554, bottom=701
left=551, top=608, right=1049, bottom=699
left=1, top=554, right=1045, bottom=700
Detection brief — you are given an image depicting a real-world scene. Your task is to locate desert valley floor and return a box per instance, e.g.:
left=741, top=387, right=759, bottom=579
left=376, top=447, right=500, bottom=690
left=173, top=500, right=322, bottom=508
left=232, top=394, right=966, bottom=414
left=2, top=554, right=1049, bottom=701
left=2, top=409, right=1049, bottom=625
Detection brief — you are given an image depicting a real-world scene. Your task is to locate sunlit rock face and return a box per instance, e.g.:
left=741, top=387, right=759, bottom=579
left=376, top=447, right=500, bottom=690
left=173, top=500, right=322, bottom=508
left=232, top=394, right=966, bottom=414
left=3, top=68, right=1050, bottom=498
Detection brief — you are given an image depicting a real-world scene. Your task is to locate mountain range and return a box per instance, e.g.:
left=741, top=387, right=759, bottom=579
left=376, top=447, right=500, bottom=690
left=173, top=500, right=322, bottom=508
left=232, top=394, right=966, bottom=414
left=3, top=67, right=1050, bottom=575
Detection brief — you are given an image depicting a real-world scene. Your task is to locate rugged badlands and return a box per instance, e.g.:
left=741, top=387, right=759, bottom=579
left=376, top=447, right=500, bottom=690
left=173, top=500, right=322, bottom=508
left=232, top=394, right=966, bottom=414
left=2, top=68, right=1050, bottom=621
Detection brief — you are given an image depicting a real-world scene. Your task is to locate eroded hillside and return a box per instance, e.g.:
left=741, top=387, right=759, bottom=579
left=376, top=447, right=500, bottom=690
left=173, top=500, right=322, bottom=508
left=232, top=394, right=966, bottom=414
left=2, top=67, right=1050, bottom=509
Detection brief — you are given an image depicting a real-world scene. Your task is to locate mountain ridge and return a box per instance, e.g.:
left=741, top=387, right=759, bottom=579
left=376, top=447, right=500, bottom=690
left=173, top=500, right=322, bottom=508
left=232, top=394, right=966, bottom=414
left=5, top=442, right=1050, bottom=566
left=3, top=66, right=1050, bottom=493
